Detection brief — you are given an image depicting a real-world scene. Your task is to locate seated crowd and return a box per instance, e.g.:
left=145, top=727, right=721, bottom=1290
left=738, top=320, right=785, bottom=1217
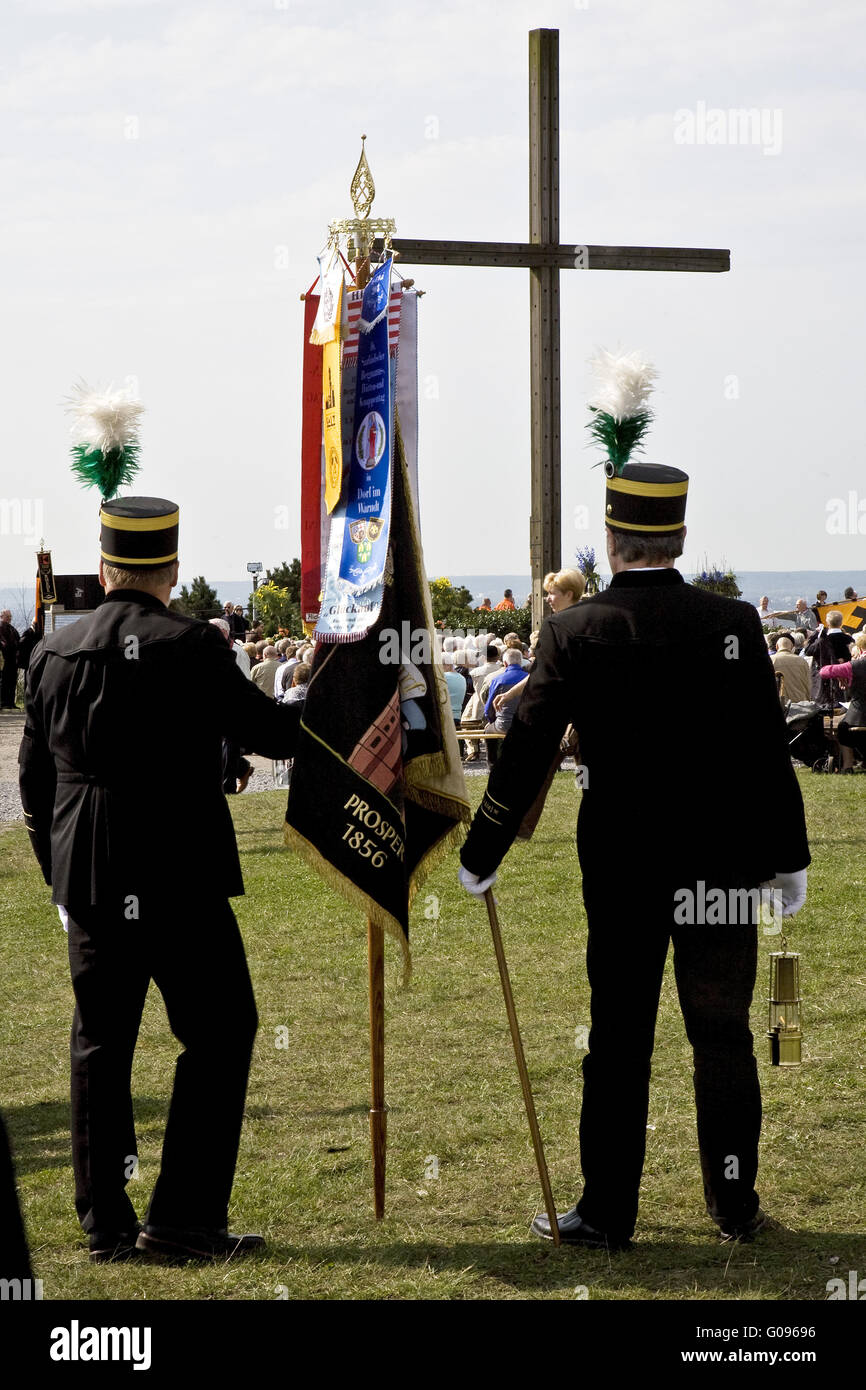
left=210, top=608, right=316, bottom=793
left=759, top=588, right=866, bottom=773
left=217, top=573, right=866, bottom=784
left=441, top=568, right=585, bottom=765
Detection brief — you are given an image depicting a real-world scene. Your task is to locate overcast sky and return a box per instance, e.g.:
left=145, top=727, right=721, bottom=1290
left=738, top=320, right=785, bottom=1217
left=1, top=0, right=864, bottom=586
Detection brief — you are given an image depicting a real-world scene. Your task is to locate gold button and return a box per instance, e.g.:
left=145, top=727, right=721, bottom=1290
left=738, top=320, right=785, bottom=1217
left=606, top=504, right=613, bottom=515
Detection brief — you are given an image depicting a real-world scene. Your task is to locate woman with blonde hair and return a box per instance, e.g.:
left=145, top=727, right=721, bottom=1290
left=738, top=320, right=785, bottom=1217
left=494, top=570, right=585, bottom=719
left=491, top=569, right=583, bottom=825
left=544, top=567, right=586, bottom=612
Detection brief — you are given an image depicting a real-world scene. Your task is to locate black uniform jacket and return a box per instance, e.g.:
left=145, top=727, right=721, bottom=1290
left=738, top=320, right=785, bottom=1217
left=18, top=590, right=301, bottom=906
left=461, top=569, right=811, bottom=889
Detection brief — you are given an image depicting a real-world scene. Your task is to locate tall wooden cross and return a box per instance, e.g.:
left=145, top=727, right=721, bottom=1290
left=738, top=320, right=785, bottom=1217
left=392, top=28, right=730, bottom=628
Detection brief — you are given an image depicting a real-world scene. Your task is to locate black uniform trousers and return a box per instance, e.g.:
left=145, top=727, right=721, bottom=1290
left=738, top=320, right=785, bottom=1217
left=0, top=1111, right=32, bottom=1279
left=66, top=895, right=258, bottom=1236
left=0, top=655, right=18, bottom=708
left=575, top=880, right=761, bottom=1241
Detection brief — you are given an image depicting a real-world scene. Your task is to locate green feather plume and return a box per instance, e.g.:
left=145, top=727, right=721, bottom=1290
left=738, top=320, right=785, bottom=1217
left=585, top=349, right=657, bottom=476
left=66, top=381, right=144, bottom=500
left=70, top=442, right=142, bottom=499
left=586, top=407, right=653, bottom=473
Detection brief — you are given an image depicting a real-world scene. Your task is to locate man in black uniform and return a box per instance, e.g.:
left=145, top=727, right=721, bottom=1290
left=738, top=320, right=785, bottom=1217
left=0, top=609, right=20, bottom=709
left=459, top=461, right=810, bottom=1248
left=19, top=497, right=302, bottom=1263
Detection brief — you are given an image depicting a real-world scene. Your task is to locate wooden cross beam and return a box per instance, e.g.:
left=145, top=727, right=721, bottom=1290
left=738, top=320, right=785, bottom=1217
left=392, top=28, right=730, bottom=629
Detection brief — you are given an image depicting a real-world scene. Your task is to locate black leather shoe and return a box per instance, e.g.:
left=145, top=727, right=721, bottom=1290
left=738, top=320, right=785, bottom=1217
left=89, top=1223, right=143, bottom=1264
left=718, top=1207, right=778, bottom=1242
left=136, top=1225, right=266, bottom=1263
left=531, top=1205, right=632, bottom=1251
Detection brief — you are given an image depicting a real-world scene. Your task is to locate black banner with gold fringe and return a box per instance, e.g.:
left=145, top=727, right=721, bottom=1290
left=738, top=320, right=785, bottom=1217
left=285, top=422, right=469, bottom=977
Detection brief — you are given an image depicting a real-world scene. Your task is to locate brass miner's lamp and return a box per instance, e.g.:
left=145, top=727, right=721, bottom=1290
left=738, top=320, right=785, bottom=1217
left=767, top=940, right=802, bottom=1066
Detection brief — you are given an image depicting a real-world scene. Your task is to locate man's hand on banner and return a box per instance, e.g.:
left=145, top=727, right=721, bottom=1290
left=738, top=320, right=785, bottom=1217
left=762, top=869, right=808, bottom=916
left=459, top=865, right=497, bottom=897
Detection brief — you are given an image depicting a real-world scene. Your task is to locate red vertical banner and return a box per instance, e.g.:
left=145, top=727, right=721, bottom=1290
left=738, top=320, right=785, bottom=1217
left=300, top=292, right=323, bottom=633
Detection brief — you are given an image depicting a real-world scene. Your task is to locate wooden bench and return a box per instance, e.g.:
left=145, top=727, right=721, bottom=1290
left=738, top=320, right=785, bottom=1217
left=457, top=728, right=507, bottom=765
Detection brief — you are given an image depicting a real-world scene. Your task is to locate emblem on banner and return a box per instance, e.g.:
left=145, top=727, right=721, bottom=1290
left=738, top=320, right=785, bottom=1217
left=349, top=519, right=373, bottom=563
left=328, top=443, right=341, bottom=495
left=357, top=412, right=386, bottom=470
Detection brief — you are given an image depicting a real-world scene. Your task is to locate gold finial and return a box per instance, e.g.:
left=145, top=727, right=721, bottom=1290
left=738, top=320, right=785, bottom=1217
left=350, top=135, right=376, bottom=220
left=328, top=137, right=396, bottom=287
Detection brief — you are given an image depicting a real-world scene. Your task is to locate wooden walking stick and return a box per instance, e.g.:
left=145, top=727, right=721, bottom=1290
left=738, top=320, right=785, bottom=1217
left=484, top=889, right=560, bottom=1245
left=367, top=917, right=387, bottom=1219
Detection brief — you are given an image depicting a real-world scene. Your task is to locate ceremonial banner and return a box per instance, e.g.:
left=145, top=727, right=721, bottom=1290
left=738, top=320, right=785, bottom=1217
left=344, top=283, right=419, bottom=514
left=315, top=259, right=396, bottom=642
left=343, top=283, right=403, bottom=354
left=285, top=423, right=470, bottom=977
left=300, top=291, right=325, bottom=632
left=34, top=566, right=44, bottom=640
left=310, top=250, right=345, bottom=514
left=395, top=290, right=420, bottom=518
left=817, top=599, right=866, bottom=635
left=323, top=331, right=343, bottom=514
left=340, top=256, right=393, bottom=592
left=37, top=549, right=56, bottom=605
left=309, top=250, right=343, bottom=346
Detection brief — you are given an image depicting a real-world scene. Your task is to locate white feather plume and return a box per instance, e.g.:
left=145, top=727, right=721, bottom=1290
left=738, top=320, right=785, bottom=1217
left=587, top=348, right=657, bottom=422
left=66, top=380, right=144, bottom=454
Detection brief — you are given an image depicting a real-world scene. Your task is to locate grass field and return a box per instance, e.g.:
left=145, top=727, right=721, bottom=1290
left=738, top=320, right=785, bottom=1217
left=1, top=772, right=864, bottom=1301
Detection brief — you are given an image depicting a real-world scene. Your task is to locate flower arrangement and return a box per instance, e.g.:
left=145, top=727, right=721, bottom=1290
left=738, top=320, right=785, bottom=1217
left=575, top=545, right=602, bottom=596
left=691, top=560, right=742, bottom=600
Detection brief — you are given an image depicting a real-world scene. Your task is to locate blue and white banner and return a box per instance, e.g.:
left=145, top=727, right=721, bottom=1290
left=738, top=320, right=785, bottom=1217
left=315, top=258, right=396, bottom=643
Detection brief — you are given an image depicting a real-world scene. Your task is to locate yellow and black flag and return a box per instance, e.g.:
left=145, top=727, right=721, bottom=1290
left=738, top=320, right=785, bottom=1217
left=816, top=599, right=866, bottom=636
left=285, top=427, right=470, bottom=977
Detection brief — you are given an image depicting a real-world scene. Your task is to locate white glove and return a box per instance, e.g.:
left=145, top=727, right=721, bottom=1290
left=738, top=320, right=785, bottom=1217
left=459, top=865, right=497, bottom=896
left=57, top=905, right=69, bottom=934
left=763, top=869, right=807, bottom=917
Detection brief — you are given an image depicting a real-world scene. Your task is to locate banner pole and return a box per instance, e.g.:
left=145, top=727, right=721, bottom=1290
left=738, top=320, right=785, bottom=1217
left=367, top=917, right=387, bottom=1219
left=483, top=889, right=560, bottom=1245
